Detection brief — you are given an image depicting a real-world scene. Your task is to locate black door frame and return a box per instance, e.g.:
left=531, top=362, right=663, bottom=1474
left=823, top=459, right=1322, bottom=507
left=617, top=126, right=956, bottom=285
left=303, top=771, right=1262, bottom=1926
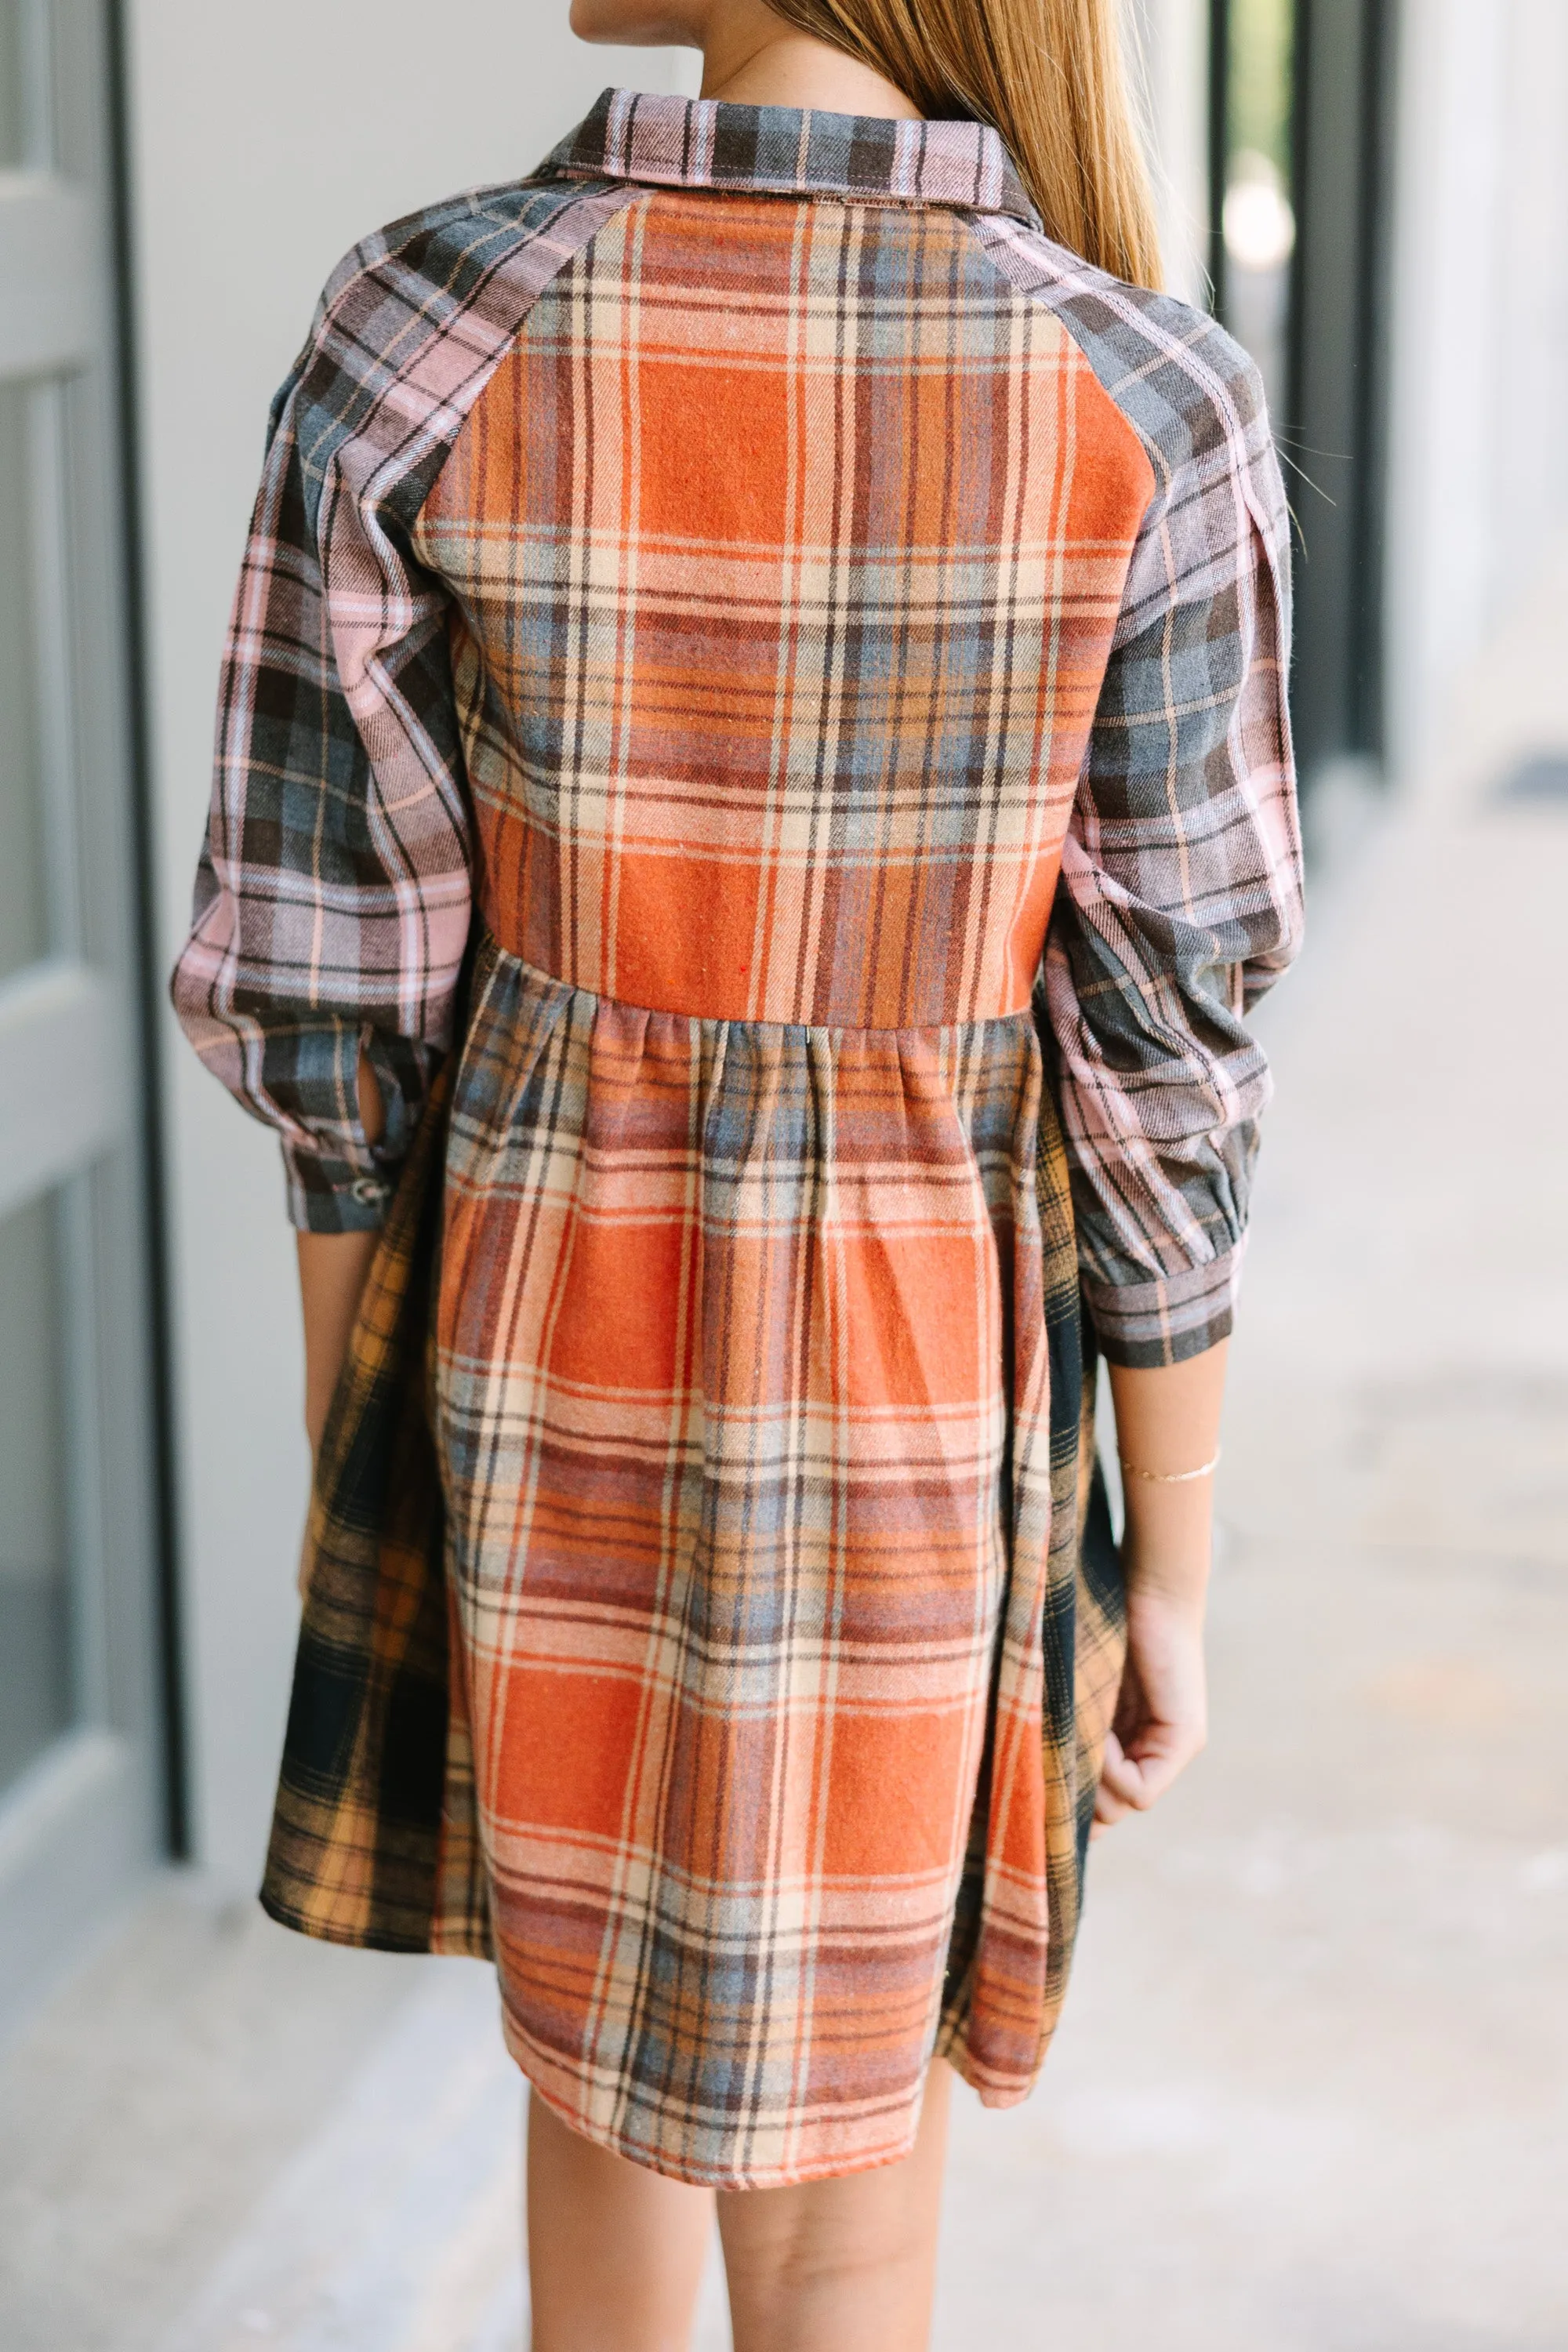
left=1210, top=0, right=1399, bottom=793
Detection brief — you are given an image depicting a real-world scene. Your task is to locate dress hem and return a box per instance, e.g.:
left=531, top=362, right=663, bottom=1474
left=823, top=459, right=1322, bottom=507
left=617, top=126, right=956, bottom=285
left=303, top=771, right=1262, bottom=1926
left=501, top=2009, right=935, bottom=2193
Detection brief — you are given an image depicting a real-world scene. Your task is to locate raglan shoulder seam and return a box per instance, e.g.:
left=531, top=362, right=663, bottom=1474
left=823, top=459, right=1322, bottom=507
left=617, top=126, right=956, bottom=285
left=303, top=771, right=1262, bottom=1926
left=954, top=210, right=1174, bottom=496
left=310, top=172, right=604, bottom=336
left=960, top=212, right=1287, bottom=575
left=278, top=176, right=640, bottom=542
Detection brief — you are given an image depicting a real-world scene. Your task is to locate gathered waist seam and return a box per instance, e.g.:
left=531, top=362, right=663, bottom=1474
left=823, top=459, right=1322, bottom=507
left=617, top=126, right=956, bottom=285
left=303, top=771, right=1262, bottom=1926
left=475, top=929, right=1037, bottom=1040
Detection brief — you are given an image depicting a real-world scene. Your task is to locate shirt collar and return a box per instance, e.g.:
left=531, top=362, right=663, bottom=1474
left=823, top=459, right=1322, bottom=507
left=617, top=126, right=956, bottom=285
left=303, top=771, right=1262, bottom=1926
left=542, top=87, right=1037, bottom=225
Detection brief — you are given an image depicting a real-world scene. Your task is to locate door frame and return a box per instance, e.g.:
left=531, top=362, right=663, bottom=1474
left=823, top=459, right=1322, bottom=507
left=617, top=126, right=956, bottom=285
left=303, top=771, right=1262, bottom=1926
left=1287, top=0, right=1399, bottom=786
left=0, top=0, right=173, bottom=2035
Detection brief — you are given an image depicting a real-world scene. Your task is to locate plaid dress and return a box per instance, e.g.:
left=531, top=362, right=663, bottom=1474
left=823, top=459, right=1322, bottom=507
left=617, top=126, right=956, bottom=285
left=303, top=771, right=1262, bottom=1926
left=172, top=91, right=1302, bottom=2187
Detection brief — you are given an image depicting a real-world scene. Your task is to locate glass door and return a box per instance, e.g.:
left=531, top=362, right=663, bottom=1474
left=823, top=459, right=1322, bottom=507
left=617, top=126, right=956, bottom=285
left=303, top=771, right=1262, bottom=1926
left=0, top=0, right=166, bottom=2027
left=1210, top=0, right=1297, bottom=420
left=1209, top=0, right=1395, bottom=794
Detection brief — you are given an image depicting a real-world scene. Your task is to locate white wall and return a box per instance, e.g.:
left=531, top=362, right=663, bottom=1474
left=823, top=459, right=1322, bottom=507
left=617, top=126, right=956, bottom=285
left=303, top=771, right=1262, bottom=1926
left=1385, top=0, right=1568, bottom=784
left=125, top=6, right=698, bottom=1886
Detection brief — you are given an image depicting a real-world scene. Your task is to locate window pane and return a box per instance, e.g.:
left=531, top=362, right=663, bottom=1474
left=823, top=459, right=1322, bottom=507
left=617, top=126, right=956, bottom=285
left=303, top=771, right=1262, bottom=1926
left=0, top=1189, right=74, bottom=1795
left=0, top=0, right=27, bottom=166
left=1221, top=0, right=1298, bottom=419
left=0, top=377, right=49, bottom=980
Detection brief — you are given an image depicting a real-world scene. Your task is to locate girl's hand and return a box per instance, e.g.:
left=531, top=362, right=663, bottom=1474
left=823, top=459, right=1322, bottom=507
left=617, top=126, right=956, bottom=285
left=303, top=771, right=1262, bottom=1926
left=1091, top=1586, right=1209, bottom=1839
left=1094, top=1341, right=1226, bottom=1839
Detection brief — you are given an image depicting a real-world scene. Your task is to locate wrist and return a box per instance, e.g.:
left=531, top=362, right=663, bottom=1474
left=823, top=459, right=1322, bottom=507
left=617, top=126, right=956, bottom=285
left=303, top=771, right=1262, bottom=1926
left=1123, top=1570, right=1209, bottom=1624
left=1119, top=1519, right=1212, bottom=1617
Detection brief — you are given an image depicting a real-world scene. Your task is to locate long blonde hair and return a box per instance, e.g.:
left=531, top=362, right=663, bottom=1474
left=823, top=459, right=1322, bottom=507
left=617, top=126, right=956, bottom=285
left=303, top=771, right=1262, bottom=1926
left=763, top=0, right=1162, bottom=289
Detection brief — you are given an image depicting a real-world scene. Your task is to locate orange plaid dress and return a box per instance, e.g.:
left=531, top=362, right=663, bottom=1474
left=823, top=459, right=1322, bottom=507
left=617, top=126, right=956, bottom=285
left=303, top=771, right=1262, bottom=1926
left=172, top=93, right=1301, bottom=2185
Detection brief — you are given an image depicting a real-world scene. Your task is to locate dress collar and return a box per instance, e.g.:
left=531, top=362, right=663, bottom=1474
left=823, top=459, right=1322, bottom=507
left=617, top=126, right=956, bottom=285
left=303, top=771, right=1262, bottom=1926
left=543, top=87, right=1036, bottom=225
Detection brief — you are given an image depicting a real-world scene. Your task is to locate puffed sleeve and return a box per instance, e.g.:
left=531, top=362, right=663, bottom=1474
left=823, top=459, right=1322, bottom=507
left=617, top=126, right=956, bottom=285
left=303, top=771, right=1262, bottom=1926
left=1043, top=340, right=1305, bottom=1367
left=170, top=281, right=474, bottom=1233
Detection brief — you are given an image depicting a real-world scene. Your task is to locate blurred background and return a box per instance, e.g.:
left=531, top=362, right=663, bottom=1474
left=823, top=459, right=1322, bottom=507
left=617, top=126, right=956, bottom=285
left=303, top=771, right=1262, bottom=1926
left=1, top=2, right=1564, bottom=2345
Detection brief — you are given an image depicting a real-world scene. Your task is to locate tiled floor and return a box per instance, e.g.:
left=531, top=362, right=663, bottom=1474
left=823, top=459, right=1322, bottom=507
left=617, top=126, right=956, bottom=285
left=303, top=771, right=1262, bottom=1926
left=4, top=575, right=1566, bottom=2349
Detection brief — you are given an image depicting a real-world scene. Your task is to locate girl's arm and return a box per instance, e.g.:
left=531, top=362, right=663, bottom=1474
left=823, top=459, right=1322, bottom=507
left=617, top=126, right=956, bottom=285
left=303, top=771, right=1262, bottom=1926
left=296, top=1057, right=386, bottom=1457
left=1094, top=1341, right=1228, bottom=1835
left=297, top=1229, right=381, bottom=1454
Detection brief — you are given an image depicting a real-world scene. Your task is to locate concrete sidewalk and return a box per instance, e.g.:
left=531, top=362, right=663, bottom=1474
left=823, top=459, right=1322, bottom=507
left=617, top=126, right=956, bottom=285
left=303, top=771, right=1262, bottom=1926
left=3, top=577, right=1566, bottom=2350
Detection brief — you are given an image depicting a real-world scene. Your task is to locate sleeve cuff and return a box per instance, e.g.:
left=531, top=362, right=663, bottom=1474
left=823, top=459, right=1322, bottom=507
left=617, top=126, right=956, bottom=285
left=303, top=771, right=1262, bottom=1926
left=1082, top=1246, right=1242, bottom=1369
left=282, top=1139, right=397, bottom=1235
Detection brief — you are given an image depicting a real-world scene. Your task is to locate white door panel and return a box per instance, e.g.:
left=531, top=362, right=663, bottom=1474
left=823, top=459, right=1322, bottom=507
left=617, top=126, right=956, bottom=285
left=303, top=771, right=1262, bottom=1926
left=0, top=0, right=164, bottom=2029
left=0, top=173, right=97, bottom=376
left=0, top=960, right=128, bottom=1219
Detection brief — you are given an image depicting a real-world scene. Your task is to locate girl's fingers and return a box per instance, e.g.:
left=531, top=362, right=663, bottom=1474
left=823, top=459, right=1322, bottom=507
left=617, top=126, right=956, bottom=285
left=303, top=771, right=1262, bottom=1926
left=1098, top=1733, right=1153, bottom=1806
left=1094, top=1733, right=1134, bottom=1834
left=1098, top=1726, right=1204, bottom=1814
left=1094, top=1602, right=1210, bottom=1833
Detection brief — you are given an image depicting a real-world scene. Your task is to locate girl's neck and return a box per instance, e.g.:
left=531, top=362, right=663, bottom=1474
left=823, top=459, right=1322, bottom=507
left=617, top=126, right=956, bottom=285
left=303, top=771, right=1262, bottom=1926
left=699, top=15, right=920, bottom=120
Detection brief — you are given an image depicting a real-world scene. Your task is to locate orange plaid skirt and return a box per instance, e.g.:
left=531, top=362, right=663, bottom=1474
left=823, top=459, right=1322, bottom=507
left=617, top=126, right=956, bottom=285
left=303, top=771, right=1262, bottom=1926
left=265, top=938, right=1123, bottom=2187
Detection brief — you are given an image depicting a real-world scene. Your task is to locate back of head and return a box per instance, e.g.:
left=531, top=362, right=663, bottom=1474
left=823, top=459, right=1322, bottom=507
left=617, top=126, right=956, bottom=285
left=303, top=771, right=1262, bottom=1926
left=764, top=0, right=1163, bottom=290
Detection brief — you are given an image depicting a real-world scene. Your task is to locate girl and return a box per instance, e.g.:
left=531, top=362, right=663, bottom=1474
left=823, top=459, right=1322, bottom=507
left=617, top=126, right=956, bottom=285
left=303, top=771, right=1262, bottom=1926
left=172, top=2, right=1302, bottom=2343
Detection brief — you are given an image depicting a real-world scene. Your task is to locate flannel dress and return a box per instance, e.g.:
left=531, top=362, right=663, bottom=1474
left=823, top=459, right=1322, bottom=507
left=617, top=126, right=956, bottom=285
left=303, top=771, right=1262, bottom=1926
left=172, top=91, right=1303, bottom=2189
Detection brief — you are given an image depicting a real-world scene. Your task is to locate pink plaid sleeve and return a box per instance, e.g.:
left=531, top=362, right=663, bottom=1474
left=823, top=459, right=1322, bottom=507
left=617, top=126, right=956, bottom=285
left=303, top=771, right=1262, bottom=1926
left=973, top=220, right=1305, bottom=1367
left=169, top=178, right=634, bottom=1230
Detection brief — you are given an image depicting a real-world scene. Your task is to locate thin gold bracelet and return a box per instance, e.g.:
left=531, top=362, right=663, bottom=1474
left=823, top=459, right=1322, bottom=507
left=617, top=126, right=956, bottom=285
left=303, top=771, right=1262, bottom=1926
left=1118, top=1446, right=1222, bottom=1486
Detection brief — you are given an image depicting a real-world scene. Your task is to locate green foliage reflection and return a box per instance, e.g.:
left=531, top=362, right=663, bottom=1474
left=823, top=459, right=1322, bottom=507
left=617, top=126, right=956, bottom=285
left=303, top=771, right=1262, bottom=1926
left=1226, top=0, right=1296, bottom=179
